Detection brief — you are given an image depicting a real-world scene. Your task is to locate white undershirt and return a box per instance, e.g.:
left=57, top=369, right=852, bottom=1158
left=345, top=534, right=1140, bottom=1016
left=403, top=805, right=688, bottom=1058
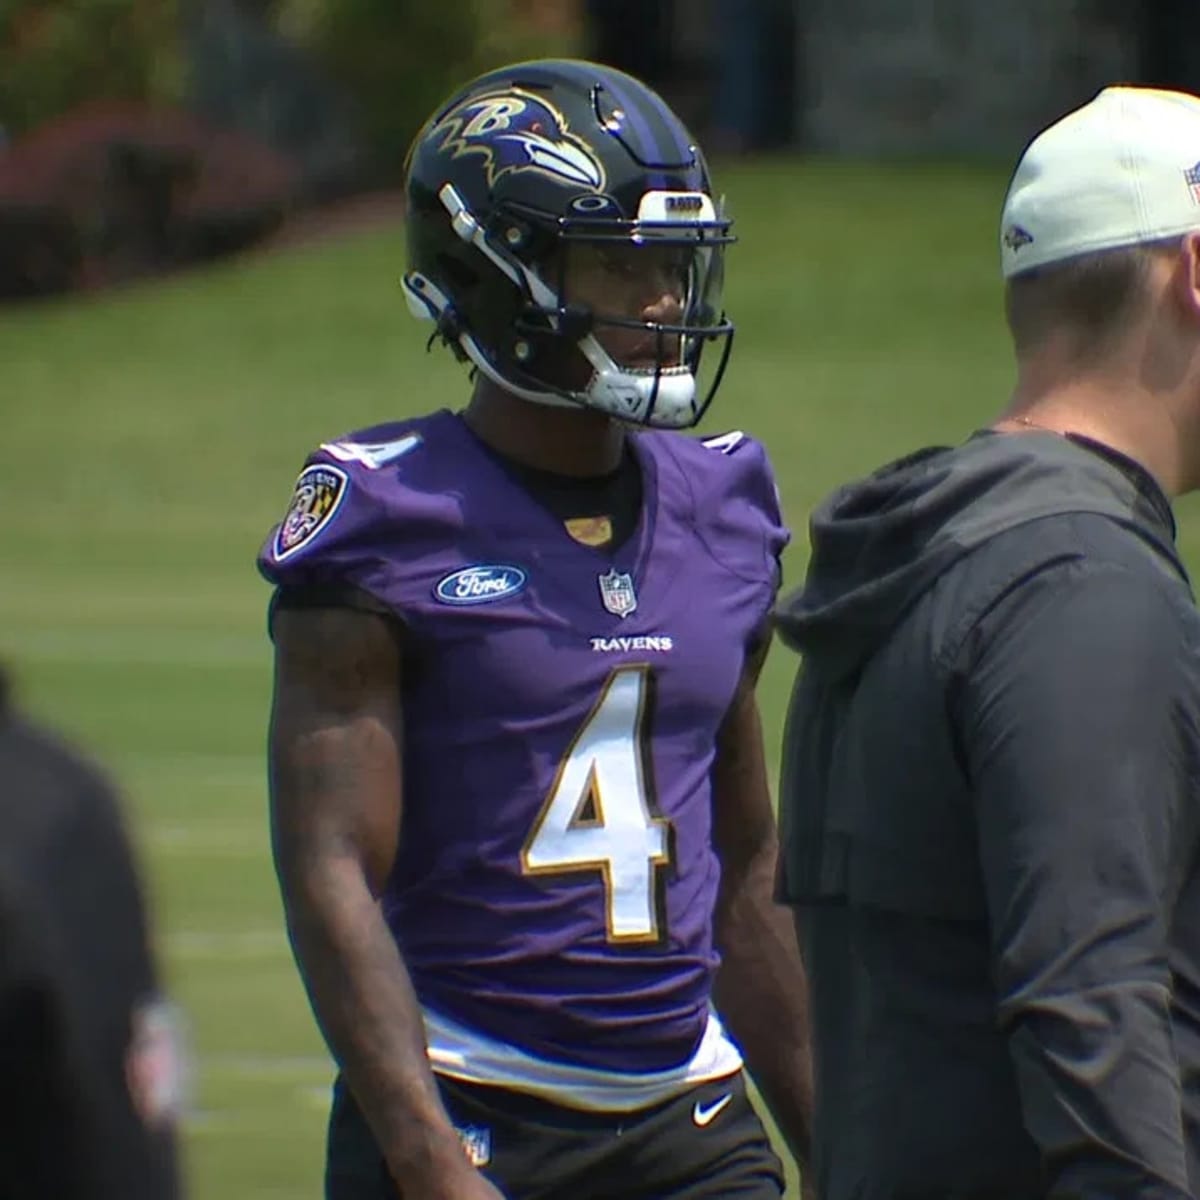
left=423, top=1005, right=744, bottom=1113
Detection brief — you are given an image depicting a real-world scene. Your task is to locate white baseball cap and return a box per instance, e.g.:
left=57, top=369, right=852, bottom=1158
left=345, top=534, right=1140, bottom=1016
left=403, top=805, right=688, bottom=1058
left=1000, top=85, right=1200, bottom=278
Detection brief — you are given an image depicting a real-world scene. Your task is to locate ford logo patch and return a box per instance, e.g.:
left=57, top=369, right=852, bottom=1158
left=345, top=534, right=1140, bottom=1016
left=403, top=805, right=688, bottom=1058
left=435, top=565, right=527, bottom=606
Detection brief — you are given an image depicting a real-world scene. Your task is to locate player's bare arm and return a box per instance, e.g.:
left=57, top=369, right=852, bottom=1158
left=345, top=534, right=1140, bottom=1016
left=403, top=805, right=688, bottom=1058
left=711, top=630, right=814, bottom=1183
left=268, top=606, right=502, bottom=1200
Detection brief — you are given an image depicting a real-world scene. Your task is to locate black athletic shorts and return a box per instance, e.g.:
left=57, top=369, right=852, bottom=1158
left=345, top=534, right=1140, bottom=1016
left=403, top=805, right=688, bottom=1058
left=326, top=1070, right=785, bottom=1199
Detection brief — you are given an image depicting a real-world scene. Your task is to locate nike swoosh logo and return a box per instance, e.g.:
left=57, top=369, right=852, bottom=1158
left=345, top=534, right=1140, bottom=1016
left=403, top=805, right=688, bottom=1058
left=692, top=1093, right=733, bottom=1127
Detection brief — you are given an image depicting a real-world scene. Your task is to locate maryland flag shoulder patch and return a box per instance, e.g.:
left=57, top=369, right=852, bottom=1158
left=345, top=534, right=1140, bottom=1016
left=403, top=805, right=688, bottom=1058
left=272, top=463, right=349, bottom=561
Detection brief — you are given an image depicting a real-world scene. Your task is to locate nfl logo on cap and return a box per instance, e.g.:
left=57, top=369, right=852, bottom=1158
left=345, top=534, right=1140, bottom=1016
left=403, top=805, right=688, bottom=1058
left=1186, top=161, right=1200, bottom=206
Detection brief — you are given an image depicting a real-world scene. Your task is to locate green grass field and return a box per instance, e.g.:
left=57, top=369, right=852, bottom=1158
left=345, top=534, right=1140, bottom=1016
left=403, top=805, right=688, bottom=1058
left=6, top=158, right=1200, bottom=1198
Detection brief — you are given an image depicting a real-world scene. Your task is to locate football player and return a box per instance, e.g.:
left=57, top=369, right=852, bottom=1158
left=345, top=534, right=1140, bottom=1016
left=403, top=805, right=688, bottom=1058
left=259, top=59, right=812, bottom=1200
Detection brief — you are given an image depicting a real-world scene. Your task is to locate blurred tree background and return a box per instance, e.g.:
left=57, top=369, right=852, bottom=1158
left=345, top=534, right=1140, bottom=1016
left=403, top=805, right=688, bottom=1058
left=266, top=0, right=579, bottom=178
left=0, top=0, right=184, bottom=138
left=0, top=0, right=582, bottom=298
left=0, top=0, right=582, bottom=179
left=4, top=0, right=1194, bottom=303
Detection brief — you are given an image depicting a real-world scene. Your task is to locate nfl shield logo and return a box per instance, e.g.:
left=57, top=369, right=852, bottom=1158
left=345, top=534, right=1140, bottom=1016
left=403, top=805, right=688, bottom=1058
left=598, top=568, right=637, bottom=618
left=456, top=1124, right=492, bottom=1168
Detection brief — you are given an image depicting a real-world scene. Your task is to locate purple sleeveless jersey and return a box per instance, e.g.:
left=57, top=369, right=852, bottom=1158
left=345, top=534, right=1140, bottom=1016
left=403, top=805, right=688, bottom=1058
left=258, top=410, right=788, bottom=1073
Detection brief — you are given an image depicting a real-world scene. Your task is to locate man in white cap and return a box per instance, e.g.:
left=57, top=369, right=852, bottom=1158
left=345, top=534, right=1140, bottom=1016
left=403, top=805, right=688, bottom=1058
left=775, top=86, right=1200, bottom=1198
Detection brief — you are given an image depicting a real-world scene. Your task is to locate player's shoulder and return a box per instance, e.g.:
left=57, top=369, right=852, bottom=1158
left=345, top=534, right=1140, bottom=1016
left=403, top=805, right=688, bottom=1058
left=648, top=426, right=773, bottom=474
left=644, top=427, right=780, bottom=507
left=643, top=428, right=790, bottom=581
left=259, top=411, right=460, bottom=577
left=306, top=410, right=457, bottom=479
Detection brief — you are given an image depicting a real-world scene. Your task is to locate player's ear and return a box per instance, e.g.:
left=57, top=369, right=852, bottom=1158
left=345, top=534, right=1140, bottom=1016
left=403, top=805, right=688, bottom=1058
left=1174, top=232, right=1200, bottom=327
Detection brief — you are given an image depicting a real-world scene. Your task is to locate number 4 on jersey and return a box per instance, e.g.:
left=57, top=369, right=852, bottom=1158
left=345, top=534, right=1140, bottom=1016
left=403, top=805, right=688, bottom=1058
left=521, top=666, right=673, bottom=945
left=320, top=434, right=422, bottom=469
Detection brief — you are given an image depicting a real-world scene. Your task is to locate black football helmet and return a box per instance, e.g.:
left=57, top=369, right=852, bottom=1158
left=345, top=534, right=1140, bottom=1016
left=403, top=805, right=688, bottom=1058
left=401, top=59, right=734, bottom=429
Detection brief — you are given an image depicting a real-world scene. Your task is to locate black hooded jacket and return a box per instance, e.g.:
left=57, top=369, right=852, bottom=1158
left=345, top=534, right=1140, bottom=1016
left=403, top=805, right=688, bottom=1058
left=777, top=430, right=1200, bottom=1200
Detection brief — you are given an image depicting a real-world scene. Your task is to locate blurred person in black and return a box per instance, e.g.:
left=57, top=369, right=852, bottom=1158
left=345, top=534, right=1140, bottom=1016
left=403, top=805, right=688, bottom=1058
left=0, top=666, right=182, bottom=1199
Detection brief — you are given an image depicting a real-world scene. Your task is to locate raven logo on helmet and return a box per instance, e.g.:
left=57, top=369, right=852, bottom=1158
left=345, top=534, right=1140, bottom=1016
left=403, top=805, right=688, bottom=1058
left=432, top=90, right=605, bottom=190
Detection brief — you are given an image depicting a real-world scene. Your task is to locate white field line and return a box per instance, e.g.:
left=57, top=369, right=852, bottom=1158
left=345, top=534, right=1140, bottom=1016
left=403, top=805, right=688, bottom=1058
left=147, top=824, right=267, bottom=855
left=166, top=929, right=290, bottom=960
left=183, top=1059, right=333, bottom=1135
left=116, top=752, right=264, bottom=792
left=200, top=1054, right=332, bottom=1081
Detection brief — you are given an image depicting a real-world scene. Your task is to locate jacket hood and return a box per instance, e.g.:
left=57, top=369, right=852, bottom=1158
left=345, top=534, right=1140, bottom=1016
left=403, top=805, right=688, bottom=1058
left=776, top=431, right=1176, bottom=678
